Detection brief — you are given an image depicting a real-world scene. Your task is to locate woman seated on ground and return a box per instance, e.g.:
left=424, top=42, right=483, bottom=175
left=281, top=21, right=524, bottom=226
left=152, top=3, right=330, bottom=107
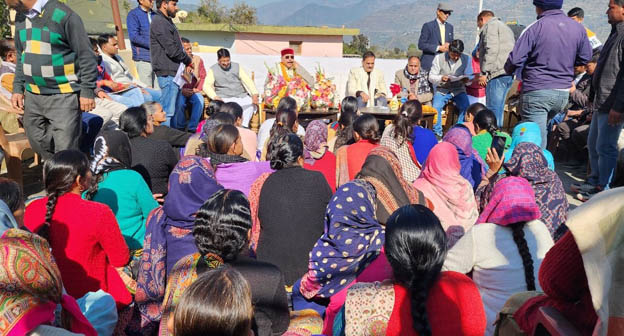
left=161, top=189, right=289, bottom=336
left=463, top=102, right=487, bottom=136
left=134, top=156, right=223, bottom=333
left=506, top=121, right=555, bottom=170
left=197, top=124, right=272, bottom=197
left=0, top=229, right=98, bottom=336
left=510, top=188, right=624, bottom=336
left=251, top=133, right=332, bottom=285
left=413, top=142, right=479, bottom=247
left=356, top=146, right=429, bottom=224
left=443, top=176, right=554, bottom=336
left=336, top=114, right=380, bottom=186
left=303, top=120, right=337, bottom=190
left=142, top=102, right=191, bottom=153
left=381, top=100, right=422, bottom=183
left=24, top=150, right=132, bottom=308
left=329, top=96, right=358, bottom=152
left=476, top=142, right=568, bottom=241
left=257, top=97, right=305, bottom=156
left=472, top=109, right=511, bottom=162
left=260, top=106, right=299, bottom=161
left=167, top=267, right=254, bottom=336
left=443, top=124, right=486, bottom=190
left=120, top=106, right=178, bottom=196
left=195, top=99, right=224, bottom=134
left=220, top=101, right=258, bottom=161
left=334, top=204, right=486, bottom=336
left=85, top=131, right=158, bottom=252
left=0, top=177, right=24, bottom=229
left=185, top=111, right=235, bottom=157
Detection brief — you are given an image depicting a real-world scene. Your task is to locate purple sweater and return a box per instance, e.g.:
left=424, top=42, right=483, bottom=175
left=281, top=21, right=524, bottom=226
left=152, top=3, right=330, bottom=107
left=214, top=161, right=274, bottom=197
left=504, top=10, right=592, bottom=93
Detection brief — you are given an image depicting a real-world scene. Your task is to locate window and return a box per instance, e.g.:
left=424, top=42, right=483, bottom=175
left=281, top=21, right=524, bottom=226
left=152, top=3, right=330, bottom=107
left=289, top=41, right=302, bottom=55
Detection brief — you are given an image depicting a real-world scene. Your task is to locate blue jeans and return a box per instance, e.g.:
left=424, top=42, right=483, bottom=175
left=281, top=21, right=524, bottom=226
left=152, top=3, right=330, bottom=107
left=519, top=89, right=569, bottom=148
left=110, top=87, right=145, bottom=107
left=80, top=112, right=103, bottom=155
left=432, top=91, right=470, bottom=136
left=157, top=76, right=180, bottom=127
left=174, top=91, right=204, bottom=131
left=587, top=112, right=624, bottom=189
left=486, top=75, right=514, bottom=128
left=141, top=87, right=162, bottom=104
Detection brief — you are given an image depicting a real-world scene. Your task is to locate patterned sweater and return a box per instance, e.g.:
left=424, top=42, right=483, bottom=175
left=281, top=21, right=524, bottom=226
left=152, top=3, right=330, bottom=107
left=13, top=0, right=97, bottom=98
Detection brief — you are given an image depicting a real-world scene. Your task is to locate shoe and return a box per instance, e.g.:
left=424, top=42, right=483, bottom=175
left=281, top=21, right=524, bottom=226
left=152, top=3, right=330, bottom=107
left=575, top=186, right=602, bottom=202
left=571, top=182, right=596, bottom=194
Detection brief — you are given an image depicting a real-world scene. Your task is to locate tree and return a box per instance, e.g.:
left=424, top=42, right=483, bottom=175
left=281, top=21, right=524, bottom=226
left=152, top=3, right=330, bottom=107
left=228, top=2, right=257, bottom=25
left=0, top=2, right=11, bottom=39
left=197, top=0, right=226, bottom=23
left=408, top=43, right=417, bottom=50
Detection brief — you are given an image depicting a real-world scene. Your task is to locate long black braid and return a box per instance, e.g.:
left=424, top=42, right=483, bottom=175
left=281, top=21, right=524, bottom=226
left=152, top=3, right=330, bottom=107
left=510, top=222, right=536, bottom=291
left=39, top=150, right=90, bottom=241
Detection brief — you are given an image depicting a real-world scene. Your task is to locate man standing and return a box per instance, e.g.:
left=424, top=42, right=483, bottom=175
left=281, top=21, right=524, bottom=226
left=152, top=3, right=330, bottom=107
left=150, top=0, right=192, bottom=127
left=568, top=7, right=603, bottom=51
left=575, top=0, right=624, bottom=199
left=347, top=51, right=388, bottom=108
left=127, top=0, right=158, bottom=88
left=504, top=0, right=592, bottom=148
left=477, top=10, right=515, bottom=128
left=204, top=48, right=258, bottom=127
left=429, top=40, right=473, bottom=138
left=174, top=37, right=205, bottom=131
left=9, top=0, right=97, bottom=160
left=394, top=55, right=433, bottom=105
left=418, top=3, right=454, bottom=71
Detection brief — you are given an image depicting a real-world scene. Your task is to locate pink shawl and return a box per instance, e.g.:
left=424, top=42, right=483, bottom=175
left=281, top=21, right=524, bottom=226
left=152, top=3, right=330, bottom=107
left=412, top=143, right=479, bottom=246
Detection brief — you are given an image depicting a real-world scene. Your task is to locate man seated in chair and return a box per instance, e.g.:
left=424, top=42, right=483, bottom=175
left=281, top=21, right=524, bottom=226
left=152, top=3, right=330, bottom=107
left=205, top=48, right=259, bottom=128
left=394, top=55, right=433, bottom=105
left=0, top=39, right=21, bottom=134
left=172, top=37, right=206, bottom=131
left=347, top=51, right=388, bottom=108
left=429, top=39, right=473, bottom=137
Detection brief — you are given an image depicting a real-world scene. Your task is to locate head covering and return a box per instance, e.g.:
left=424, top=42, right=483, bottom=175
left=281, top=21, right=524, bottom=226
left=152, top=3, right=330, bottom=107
left=90, top=130, right=132, bottom=175
left=200, top=119, right=221, bottom=142
left=504, top=143, right=568, bottom=238
left=357, top=146, right=427, bottom=224
left=76, top=290, right=118, bottom=336
left=299, top=180, right=383, bottom=299
left=135, top=156, right=223, bottom=332
left=477, top=176, right=542, bottom=226
left=437, top=2, right=453, bottom=11
left=304, top=120, right=329, bottom=165
left=506, top=122, right=555, bottom=170
left=443, top=125, right=486, bottom=189
left=281, top=48, right=295, bottom=56
left=413, top=142, right=479, bottom=246
left=0, top=229, right=97, bottom=336
left=0, top=200, right=18, bottom=235
left=533, top=0, right=562, bottom=10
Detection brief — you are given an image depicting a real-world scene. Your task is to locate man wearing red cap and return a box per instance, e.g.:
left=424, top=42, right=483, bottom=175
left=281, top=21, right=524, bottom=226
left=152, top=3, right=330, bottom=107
left=269, top=48, right=314, bottom=87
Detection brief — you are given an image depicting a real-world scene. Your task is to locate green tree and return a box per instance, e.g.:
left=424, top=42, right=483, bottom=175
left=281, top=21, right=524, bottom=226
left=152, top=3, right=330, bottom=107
left=408, top=43, right=417, bottom=50
left=197, top=0, right=226, bottom=23
left=228, top=2, right=257, bottom=25
left=0, top=2, right=11, bottom=39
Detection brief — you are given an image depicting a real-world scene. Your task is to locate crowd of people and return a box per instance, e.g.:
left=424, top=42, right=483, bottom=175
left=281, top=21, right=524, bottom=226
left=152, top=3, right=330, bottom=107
left=0, top=0, right=623, bottom=335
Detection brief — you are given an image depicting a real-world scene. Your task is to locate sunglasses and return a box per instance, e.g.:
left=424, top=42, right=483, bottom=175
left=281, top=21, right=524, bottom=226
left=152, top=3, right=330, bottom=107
left=284, top=55, right=294, bottom=59
left=440, top=10, right=452, bottom=16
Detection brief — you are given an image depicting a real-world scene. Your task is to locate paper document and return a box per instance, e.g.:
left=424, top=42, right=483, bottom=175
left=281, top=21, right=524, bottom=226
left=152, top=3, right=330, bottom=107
left=173, top=63, right=187, bottom=88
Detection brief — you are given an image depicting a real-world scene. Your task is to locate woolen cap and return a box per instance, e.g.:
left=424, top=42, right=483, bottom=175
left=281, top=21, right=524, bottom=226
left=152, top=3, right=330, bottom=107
left=437, top=3, right=453, bottom=12
left=533, top=0, right=563, bottom=10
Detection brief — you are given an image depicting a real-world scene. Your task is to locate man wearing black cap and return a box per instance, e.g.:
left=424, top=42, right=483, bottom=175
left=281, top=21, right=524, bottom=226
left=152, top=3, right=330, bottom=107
left=418, top=3, right=455, bottom=71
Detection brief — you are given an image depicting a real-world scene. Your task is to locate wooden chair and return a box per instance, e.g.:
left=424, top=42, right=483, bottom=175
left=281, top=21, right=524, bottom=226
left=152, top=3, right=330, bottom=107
left=532, top=306, right=581, bottom=336
left=0, top=127, right=36, bottom=187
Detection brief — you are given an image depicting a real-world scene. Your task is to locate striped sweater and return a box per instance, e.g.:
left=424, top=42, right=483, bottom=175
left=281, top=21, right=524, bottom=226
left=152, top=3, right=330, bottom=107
left=13, top=0, right=97, bottom=98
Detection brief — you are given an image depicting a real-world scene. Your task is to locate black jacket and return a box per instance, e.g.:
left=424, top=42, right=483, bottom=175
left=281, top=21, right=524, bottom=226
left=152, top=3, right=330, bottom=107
left=149, top=11, right=192, bottom=77
left=591, top=21, right=624, bottom=114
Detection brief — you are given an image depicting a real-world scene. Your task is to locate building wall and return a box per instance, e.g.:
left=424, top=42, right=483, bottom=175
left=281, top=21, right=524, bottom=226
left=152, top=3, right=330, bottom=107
left=233, top=33, right=344, bottom=57
left=122, top=29, right=236, bottom=49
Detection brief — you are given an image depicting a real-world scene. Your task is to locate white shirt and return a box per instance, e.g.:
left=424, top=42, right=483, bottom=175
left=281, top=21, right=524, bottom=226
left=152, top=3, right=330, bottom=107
left=436, top=18, right=446, bottom=50
left=442, top=220, right=554, bottom=336
left=25, top=0, right=49, bottom=19
left=428, top=53, right=474, bottom=88
left=256, top=118, right=306, bottom=153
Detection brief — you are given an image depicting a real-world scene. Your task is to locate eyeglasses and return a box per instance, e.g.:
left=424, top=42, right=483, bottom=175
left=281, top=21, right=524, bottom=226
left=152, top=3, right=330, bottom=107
left=441, top=10, right=452, bottom=16
left=284, top=55, right=294, bottom=59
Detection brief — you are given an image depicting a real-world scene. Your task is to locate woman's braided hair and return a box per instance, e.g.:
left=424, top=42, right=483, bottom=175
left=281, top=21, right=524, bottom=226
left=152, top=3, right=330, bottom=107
left=40, top=150, right=90, bottom=241
left=510, top=222, right=536, bottom=290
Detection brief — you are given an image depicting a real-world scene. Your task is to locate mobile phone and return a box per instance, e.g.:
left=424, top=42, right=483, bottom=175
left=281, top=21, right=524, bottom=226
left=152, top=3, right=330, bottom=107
left=491, top=135, right=506, bottom=158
